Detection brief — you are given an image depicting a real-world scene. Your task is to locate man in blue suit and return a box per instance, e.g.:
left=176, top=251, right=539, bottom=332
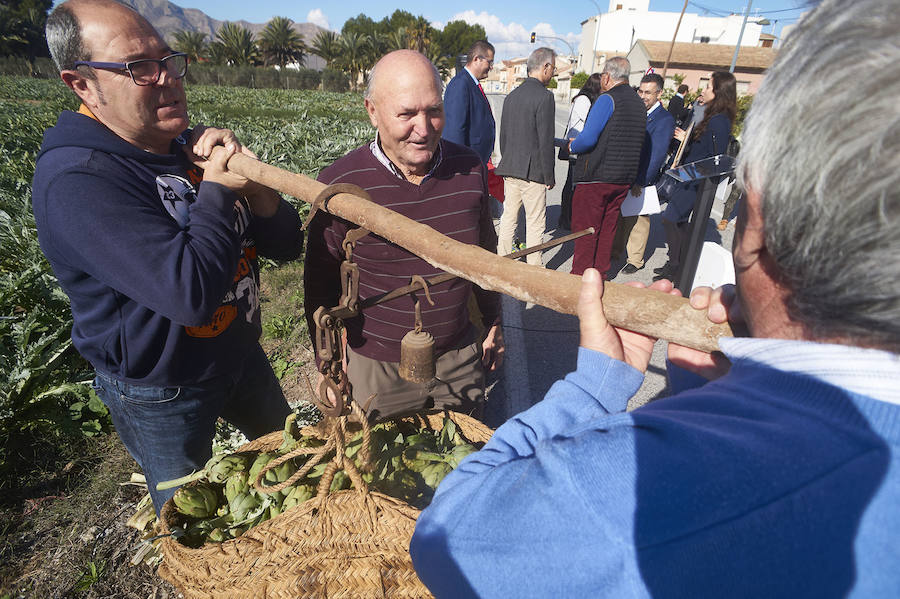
left=443, top=40, right=496, bottom=165
left=614, top=72, right=675, bottom=274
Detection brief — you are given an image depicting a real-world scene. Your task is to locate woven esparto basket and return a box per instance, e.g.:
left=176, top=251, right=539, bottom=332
left=157, top=410, right=493, bottom=599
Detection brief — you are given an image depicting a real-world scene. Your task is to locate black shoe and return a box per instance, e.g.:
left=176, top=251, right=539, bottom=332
left=652, top=263, right=675, bottom=281
left=622, top=263, right=642, bottom=274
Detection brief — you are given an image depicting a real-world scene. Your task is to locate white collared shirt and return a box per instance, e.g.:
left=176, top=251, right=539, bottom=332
left=369, top=132, right=442, bottom=182
left=721, top=337, right=900, bottom=406
left=464, top=66, right=480, bottom=86
left=647, top=101, right=662, bottom=116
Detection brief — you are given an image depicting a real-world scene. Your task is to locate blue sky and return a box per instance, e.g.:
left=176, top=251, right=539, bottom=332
left=176, top=0, right=810, bottom=59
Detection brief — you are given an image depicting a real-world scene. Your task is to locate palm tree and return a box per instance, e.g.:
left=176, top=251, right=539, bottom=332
left=311, top=30, right=340, bottom=68
left=171, top=30, right=207, bottom=63
left=204, top=41, right=228, bottom=66
left=406, top=18, right=433, bottom=54
left=425, top=45, right=453, bottom=80
left=215, top=22, right=258, bottom=66
left=258, top=16, right=306, bottom=68
left=364, top=31, right=387, bottom=71
left=386, top=28, right=408, bottom=52
left=336, top=31, right=366, bottom=91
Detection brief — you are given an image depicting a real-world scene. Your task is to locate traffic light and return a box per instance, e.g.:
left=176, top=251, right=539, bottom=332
left=530, top=32, right=536, bottom=43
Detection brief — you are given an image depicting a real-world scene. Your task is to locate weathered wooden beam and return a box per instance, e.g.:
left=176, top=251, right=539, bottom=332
left=228, top=152, right=732, bottom=353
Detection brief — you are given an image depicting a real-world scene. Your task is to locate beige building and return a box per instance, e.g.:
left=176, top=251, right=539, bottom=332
left=626, top=39, right=777, bottom=95
left=483, top=54, right=577, bottom=101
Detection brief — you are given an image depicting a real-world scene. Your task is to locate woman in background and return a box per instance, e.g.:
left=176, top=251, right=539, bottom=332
left=655, top=70, right=737, bottom=283
left=557, top=73, right=602, bottom=230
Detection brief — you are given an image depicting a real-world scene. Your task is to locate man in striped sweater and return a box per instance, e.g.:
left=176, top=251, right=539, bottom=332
left=304, top=50, right=503, bottom=421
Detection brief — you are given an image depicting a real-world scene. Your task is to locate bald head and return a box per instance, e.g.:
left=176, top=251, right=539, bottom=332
left=365, top=50, right=443, bottom=102
left=363, top=50, right=445, bottom=181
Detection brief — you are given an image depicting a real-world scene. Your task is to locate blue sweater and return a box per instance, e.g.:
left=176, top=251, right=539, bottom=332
left=31, top=111, right=303, bottom=385
left=411, top=347, right=900, bottom=598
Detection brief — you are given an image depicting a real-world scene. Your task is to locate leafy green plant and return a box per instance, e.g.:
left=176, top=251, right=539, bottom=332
left=0, top=75, right=372, bottom=479
left=73, top=560, right=105, bottom=591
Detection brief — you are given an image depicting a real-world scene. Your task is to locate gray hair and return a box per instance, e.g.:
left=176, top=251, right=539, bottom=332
left=365, top=51, right=444, bottom=100
left=602, top=56, right=630, bottom=82
left=46, top=2, right=89, bottom=72
left=526, top=47, right=556, bottom=75
left=737, top=0, right=900, bottom=351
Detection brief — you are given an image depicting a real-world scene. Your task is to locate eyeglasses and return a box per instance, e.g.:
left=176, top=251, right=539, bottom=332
left=74, top=53, right=188, bottom=86
left=477, top=55, right=494, bottom=67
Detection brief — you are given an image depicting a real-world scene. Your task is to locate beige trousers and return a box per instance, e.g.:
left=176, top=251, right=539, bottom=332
left=613, top=214, right=651, bottom=268
left=497, top=177, right=546, bottom=266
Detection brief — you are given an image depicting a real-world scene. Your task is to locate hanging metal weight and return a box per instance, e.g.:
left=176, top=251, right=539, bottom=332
left=399, top=277, right=436, bottom=384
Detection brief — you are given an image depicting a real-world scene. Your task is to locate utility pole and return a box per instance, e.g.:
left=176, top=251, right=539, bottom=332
left=662, top=0, right=689, bottom=81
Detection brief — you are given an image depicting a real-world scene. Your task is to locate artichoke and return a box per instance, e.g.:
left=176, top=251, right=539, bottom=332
left=206, top=453, right=252, bottom=484
left=224, top=471, right=250, bottom=504
left=173, top=482, right=220, bottom=518
left=282, top=484, right=315, bottom=510
left=229, top=491, right=262, bottom=522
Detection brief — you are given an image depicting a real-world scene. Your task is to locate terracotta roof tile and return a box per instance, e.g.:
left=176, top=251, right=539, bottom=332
left=635, top=39, right=777, bottom=71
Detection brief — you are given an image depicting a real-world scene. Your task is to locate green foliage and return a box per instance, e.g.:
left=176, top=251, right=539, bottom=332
left=258, top=16, right=307, bottom=68
left=171, top=30, right=208, bottom=63
left=74, top=560, right=105, bottom=591
left=734, top=93, right=754, bottom=138
left=0, top=75, right=372, bottom=478
left=186, top=63, right=321, bottom=90
left=215, top=22, right=259, bottom=66
left=570, top=71, right=589, bottom=91
left=321, top=68, right=349, bottom=92
left=434, top=20, right=487, bottom=59
left=311, top=30, right=340, bottom=67
left=547, top=77, right=558, bottom=89
left=0, top=0, right=52, bottom=66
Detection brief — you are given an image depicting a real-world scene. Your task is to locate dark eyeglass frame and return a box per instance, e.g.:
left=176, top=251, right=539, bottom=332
left=476, top=55, right=494, bottom=67
left=73, top=52, right=188, bottom=86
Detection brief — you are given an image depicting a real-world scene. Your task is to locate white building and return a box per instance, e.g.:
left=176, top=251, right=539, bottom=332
left=578, top=0, right=764, bottom=75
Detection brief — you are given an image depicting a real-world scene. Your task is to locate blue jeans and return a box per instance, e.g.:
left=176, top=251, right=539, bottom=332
left=91, top=343, right=290, bottom=514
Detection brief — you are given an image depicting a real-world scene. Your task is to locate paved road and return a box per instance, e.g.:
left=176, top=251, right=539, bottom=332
left=482, top=95, right=735, bottom=427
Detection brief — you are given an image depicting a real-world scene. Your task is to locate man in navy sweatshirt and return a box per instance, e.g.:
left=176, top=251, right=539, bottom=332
left=411, top=0, right=900, bottom=596
left=32, top=0, right=303, bottom=513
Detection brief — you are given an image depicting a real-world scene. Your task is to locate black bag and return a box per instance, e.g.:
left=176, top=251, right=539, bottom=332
left=557, top=144, right=570, bottom=161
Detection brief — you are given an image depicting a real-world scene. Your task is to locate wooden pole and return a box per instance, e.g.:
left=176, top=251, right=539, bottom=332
left=661, top=0, right=689, bottom=81
left=226, top=152, right=733, bottom=353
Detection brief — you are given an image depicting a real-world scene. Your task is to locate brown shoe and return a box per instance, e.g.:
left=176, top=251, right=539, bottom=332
left=717, top=219, right=728, bottom=231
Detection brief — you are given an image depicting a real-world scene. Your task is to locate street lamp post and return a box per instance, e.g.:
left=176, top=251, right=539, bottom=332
left=729, top=2, right=770, bottom=73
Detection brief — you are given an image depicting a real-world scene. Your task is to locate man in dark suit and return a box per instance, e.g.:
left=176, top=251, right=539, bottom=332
left=613, top=72, right=676, bottom=274
left=667, top=83, right=689, bottom=127
left=443, top=40, right=496, bottom=165
left=495, top=47, right=556, bottom=266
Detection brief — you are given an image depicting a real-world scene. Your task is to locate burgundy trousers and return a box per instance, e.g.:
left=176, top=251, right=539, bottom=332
left=571, top=181, right=631, bottom=277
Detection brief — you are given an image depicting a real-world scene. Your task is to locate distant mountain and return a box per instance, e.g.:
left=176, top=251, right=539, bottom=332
left=121, top=0, right=328, bottom=64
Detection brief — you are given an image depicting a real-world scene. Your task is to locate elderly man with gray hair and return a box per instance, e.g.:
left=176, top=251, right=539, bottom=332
left=494, top=47, right=557, bottom=266
left=411, top=0, right=900, bottom=596
left=304, top=50, right=503, bottom=422
left=566, top=55, right=646, bottom=278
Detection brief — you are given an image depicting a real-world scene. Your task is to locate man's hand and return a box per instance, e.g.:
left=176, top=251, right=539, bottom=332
left=578, top=268, right=680, bottom=372
left=673, top=127, right=687, bottom=142
left=630, top=184, right=642, bottom=197
left=184, top=125, right=280, bottom=217
left=667, top=284, right=742, bottom=380
left=481, top=324, right=505, bottom=372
